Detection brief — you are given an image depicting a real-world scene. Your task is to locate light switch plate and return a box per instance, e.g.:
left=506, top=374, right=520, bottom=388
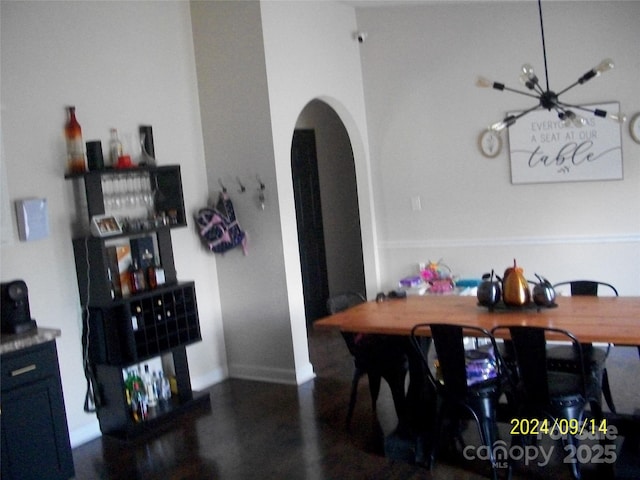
left=15, top=198, right=49, bottom=241
left=411, top=195, right=422, bottom=212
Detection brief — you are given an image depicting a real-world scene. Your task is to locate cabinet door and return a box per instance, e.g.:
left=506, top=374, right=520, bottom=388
left=1, top=376, right=74, bottom=480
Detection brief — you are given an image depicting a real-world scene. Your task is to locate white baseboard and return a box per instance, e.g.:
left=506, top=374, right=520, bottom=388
left=190, top=365, right=228, bottom=391
left=69, top=420, right=102, bottom=448
left=228, top=361, right=315, bottom=386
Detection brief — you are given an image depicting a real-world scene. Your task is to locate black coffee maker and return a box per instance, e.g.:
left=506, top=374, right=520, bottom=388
left=1, top=280, right=37, bottom=335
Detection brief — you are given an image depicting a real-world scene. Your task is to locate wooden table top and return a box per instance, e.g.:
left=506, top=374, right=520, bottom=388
left=314, top=295, right=640, bottom=346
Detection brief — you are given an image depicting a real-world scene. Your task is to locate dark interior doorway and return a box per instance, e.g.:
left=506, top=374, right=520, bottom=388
left=291, top=129, right=329, bottom=323
left=292, top=100, right=366, bottom=325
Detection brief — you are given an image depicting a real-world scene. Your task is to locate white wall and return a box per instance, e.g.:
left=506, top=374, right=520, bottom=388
left=259, top=0, right=381, bottom=380
left=0, top=1, right=227, bottom=446
left=355, top=1, right=640, bottom=293
left=191, top=0, right=311, bottom=384
left=190, top=0, right=377, bottom=385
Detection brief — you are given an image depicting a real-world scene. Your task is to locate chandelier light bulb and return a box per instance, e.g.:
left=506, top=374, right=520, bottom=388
left=559, top=112, right=571, bottom=128
left=476, top=76, right=493, bottom=88
left=490, top=121, right=508, bottom=132
left=490, top=115, right=516, bottom=132
left=519, top=63, right=540, bottom=89
left=594, top=58, right=614, bottom=75
left=519, top=74, right=536, bottom=90
left=609, top=112, right=626, bottom=123
left=571, top=113, right=586, bottom=128
left=594, top=108, right=626, bottom=123
left=560, top=110, right=585, bottom=128
left=521, top=63, right=536, bottom=80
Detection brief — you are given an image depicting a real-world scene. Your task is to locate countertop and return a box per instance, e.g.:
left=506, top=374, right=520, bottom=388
left=0, top=327, right=62, bottom=355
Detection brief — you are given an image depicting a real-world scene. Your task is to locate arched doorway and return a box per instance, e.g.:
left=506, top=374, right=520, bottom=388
left=292, top=100, right=366, bottom=324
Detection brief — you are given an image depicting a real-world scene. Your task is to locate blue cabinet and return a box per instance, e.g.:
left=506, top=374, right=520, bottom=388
left=1, top=339, right=74, bottom=480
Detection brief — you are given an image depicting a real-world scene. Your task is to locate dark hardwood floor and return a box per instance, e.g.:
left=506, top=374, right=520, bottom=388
left=72, top=329, right=640, bottom=479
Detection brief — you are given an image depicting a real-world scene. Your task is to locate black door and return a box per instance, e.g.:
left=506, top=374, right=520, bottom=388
left=291, top=129, right=329, bottom=323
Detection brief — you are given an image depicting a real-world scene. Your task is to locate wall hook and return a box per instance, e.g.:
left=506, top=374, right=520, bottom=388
left=236, top=176, right=246, bottom=193
left=218, top=178, right=227, bottom=193
left=257, top=175, right=266, bottom=210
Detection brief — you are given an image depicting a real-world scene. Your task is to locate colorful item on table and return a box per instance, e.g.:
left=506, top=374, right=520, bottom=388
left=420, top=259, right=454, bottom=293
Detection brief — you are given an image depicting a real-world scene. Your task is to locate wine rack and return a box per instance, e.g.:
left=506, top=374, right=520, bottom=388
left=87, top=283, right=201, bottom=366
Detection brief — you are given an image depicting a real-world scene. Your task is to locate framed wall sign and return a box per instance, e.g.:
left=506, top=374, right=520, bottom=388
left=507, top=102, right=623, bottom=184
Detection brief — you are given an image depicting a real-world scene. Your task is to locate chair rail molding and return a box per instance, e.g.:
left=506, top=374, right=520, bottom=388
left=380, top=233, right=640, bottom=250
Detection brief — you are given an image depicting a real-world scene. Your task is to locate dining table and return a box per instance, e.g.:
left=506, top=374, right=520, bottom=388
left=314, top=294, right=640, bottom=346
left=314, top=293, right=640, bottom=471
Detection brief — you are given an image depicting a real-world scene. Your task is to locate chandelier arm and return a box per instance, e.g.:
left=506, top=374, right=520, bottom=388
left=531, top=82, right=546, bottom=96
left=552, top=106, right=568, bottom=116
left=555, top=80, right=581, bottom=98
left=501, top=85, right=541, bottom=100
left=513, top=103, right=543, bottom=121
left=495, top=103, right=542, bottom=128
left=557, top=102, right=605, bottom=117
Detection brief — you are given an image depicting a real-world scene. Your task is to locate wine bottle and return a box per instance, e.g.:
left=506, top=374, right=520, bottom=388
left=109, top=128, right=123, bottom=167
left=65, top=106, right=86, bottom=173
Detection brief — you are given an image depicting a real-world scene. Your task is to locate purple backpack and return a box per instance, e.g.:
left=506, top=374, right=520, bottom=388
left=195, top=193, right=248, bottom=255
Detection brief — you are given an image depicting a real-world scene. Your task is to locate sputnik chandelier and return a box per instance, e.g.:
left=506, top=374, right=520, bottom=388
left=477, top=0, right=626, bottom=132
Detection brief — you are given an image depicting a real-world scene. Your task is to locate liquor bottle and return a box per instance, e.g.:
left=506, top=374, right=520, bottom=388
left=143, top=364, right=158, bottom=407
left=129, top=260, right=147, bottom=294
left=109, top=128, right=123, bottom=167
left=147, top=257, right=165, bottom=289
left=124, top=368, right=134, bottom=407
left=124, top=366, right=144, bottom=403
left=131, top=380, right=148, bottom=422
left=142, top=249, right=155, bottom=288
left=162, top=374, right=172, bottom=401
left=65, top=106, right=86, bottom=173
left=155, top=371, right=168, bottom=404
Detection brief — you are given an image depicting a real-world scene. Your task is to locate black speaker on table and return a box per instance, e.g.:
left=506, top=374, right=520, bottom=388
left=1, top=280, right=37, bottom=334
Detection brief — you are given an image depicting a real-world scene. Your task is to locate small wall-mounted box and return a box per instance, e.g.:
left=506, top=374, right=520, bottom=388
left=15, top=198, right=49, bottom=242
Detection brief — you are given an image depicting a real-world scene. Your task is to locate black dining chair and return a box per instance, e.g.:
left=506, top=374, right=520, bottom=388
left=410, top=323, right=506, bottom=480
left=326, top=292, right=408, bottom=429
left=547, top=280, right=618, bottom=413
left=491, top=325, right=605, bottom=480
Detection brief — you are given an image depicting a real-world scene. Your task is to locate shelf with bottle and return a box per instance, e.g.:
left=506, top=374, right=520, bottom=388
left=123, top=361, right=174, bottom=423
left=94, top=347, right=210, bottom=438
left=65, top=165, right=187, bottom=236
left=73, top=230, right=178, bottom=307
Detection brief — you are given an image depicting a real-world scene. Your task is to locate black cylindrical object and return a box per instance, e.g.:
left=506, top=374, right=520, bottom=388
left=1, top=280, right=37, bottom=334
left=86, top=140, right=104, bottom=170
